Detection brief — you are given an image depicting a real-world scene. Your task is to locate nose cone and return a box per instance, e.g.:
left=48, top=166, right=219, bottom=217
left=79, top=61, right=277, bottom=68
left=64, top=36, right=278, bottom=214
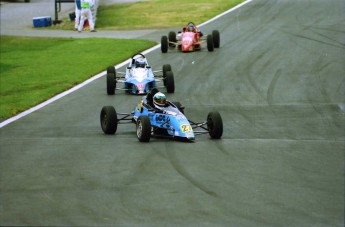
left=182, top=35, right=194, bottom=52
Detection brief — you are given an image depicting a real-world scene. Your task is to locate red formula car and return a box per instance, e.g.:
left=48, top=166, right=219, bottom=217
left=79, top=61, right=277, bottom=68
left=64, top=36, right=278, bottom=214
left=161, top=22, right=220, bottom=53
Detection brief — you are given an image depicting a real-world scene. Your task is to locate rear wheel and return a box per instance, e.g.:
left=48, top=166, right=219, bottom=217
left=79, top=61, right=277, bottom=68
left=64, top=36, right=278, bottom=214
left=168, top=31, right=176, bottom=47
left=161, top=36, right=168, bottom=53
left=207, top=35, right=214, bottom=52
left=207, top=111, right=223, bottom=139
left=100, top=106, right=118, bottom=134
left=212, top=30, right=220, bottom=48
left=136, top=116, right=151, bottom=142
left=165, top=71, right=175, bottom=93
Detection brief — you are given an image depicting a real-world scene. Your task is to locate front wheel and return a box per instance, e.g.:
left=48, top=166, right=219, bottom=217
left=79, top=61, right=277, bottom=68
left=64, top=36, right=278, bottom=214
left=165, top=71, right=175, bottom=93
left=163, top=64, right=171, bottom=86
left=100, top=106, right=118, bottom=134
left=136, top=116, right=151, bottom=142
left=207, top=111, right=223, bottom=139
left=168, top=31, right=177, bottom=47
left=212, top=30, right=220, bottom=48
left=163, top=64, right=172, bottom=76
left=161, top=36, right=168, bottom=53
left=106, top=73, right=116, bottom=95
left=107, top=66, right=115, bottom=74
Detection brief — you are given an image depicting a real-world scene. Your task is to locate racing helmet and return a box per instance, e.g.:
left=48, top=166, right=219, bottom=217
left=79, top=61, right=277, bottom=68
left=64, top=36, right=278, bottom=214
left=153, top=92, right=166, bottom=107
left=135, top=57, right=146, bottom=68
left=188, top=24, right=194, bottom=32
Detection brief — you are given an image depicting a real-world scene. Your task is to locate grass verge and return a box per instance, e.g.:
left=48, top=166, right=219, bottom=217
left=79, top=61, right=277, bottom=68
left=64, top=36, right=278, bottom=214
left=57, top=0, right=244, bottom=30
left=0, top=36, right=156, bottom=121
left=1, top=0, right=244, bottom=121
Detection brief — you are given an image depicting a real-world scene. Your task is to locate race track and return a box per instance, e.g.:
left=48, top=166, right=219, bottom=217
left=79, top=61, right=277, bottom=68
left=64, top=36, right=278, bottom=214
left=1, top=0, right=344, bottom=226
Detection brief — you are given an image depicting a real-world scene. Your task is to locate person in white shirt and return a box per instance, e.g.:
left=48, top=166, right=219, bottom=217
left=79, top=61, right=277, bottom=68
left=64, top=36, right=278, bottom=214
left=78, top=0, right=96, bottom=32
left=74, top=0, right=81, bottom=31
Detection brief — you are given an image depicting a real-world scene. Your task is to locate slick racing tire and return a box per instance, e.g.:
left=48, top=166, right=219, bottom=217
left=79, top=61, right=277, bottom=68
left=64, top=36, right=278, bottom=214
left=107, top=73, right=116, bottom=95
left=107, top=66, right=115, bottom=74
left=106, top=66, right=116, bottom=95
left=212, top=30, right=220, bottom=48
left=163, top=64, right=172, bottom=75
left=163, top=64, right=172, bottom=86
left=207, top=111, right=223, bottom=139
left=161, top=36, right=168, bottom=53
left=168, top=31, right=177, bottom=47
left=100, top=106, right=118, bottom=134
left=207, top=34, right=214, bottom=52
left=165, top=71, right=175, bottom=93
left=136, top=116, right=151, bottom=142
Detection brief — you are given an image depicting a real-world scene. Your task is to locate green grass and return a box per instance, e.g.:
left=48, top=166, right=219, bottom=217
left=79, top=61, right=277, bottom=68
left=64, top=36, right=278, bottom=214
left=58, top=0, right=244, bottom=30
left=1, top=0, right=244, bottom=121
left=0, top=36, right=156, bottom=121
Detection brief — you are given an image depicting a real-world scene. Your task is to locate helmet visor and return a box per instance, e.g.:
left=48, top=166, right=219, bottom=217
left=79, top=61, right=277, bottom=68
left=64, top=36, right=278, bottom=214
left=155, top=98, right=165, bottom=105
left=154, top=93, right=166, bottom=106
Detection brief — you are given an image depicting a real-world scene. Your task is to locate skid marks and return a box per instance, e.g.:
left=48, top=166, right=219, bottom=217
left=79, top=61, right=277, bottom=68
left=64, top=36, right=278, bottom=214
left=241, top=47, right=283, bottom=105
left=164, top=143, right=220, bottom=198
left=267, top=69, right=282, bottom=105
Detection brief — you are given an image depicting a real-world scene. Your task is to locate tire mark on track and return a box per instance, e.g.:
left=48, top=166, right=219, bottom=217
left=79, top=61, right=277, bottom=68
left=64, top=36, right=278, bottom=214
left=119, top=147, right=160, bottom=217
left=267, top=69, right=282, bottom=105
left=308, top=59, right=344, bottom=140
left=246, top=48, right=280, bottom=105
left=214, top=141, right=230, bottom=156
left=311, top=29, right=345, bottom=47
left=309, top=100, right=337, bottom=141
left=164, top=143, right=220, bottom=198
left=281, top=28, right=345, bottom=49
left=243, top=56, right=266, bottom=101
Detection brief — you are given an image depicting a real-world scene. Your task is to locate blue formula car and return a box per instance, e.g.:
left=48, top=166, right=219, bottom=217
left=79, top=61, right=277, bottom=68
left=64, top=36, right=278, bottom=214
left=100, top=95, right=223, bottom=142
left=106, top=53, right=175, bottom=95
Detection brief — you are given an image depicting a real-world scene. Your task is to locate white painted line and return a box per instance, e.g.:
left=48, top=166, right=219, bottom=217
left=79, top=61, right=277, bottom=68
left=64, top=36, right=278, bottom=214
left=198, top=0, right=253, bottom=28
left=0, top=71, right=103, bottom=128
left=0, top=0, right=252, bottom=128
left=0, top=45, right=161, bottom=128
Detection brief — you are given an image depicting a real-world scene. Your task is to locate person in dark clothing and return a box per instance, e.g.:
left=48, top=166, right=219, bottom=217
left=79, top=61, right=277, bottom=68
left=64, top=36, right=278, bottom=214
left=146, top=88, right=159, bottom=108
left=152, top=92, right=167, bottom=108
left=145, top=88, right=170, bottom=113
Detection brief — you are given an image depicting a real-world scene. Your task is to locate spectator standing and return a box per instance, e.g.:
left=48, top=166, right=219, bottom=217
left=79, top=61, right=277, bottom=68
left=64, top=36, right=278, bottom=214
left=78, top=0, right=96, bottom=32
left=74, top=0, right=81, bottom=31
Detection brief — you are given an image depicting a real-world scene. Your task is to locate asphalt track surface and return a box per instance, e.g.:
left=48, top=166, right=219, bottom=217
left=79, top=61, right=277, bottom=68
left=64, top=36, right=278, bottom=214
left=1, top=0, right=345, bottom=226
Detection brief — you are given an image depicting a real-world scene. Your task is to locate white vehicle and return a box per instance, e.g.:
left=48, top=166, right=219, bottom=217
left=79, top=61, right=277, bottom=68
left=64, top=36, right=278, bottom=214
left=106, top=53, right=175, bottom=95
